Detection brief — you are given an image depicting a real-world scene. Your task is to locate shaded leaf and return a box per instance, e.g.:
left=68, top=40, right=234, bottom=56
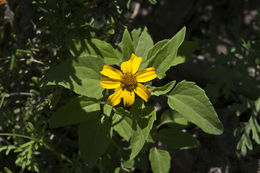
left=78, top=117, right=111, bottom=167
left=158, top=128, right=200, bottom=149
left=130, top=107, right=156, bottom=160
left=49, top=96, right=100, bottom=128
left=69, top=39, right=121, bottom=65
left=176, top=40, right=197, bottom=61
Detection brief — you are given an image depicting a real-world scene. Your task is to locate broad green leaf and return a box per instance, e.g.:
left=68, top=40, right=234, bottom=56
left=78, top=117, right=111, bottom=167
left=122, top=29, right=134, bottom=59
left=140, top=39, right=168, bottom=70
left=40, top=55, right=104, bottom=99
left=49, top=96, right=100, bottom=128
left=146, top=27, right=186, bottom=79
left=176, top=40, right=197, bottom=61
left=167, top=80, right=224, bottom=135
left=146, top=40, right=168, bottom=60
left=157, top=109, right=188, bottom=128
left=158, top=128, right=200, bottom=149
left=69, top=39, right=121, bottom=65
left=130, top=107, right=156, bottom=160
left=134, top=28, right=154, bottom=60
left=149, top=147, right=171, bottom=173
left=112, top=108, right=133, bottom=141
left=151, top=81, right=176, bottom=96
left=131, top=28, right=142, bottom=50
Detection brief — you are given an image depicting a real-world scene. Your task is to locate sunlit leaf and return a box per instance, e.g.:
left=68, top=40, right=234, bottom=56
left=40, top=55, right=104, bottom=99
left=167, top=80, right=224, bottom=135
left=149, top=147, right=171, bottom=173
left=151, top=81, right=176, bottom=96
left=112, top=108, right=133, bottom=141
left=157, top=109, right=188, bottom=128
left=122, top=29, right=134, bottom=59
left=146, top=27, right=186, bottom=79
left=134, top=28, right=154, bottom=60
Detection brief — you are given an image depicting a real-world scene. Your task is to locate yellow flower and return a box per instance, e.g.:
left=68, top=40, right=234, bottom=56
left=100, top=53, right=157, bottom=107
left=0, top=0, right=6, bottom=6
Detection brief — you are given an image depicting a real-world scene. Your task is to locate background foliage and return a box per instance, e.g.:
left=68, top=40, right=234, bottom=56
left=1, top=0, right=260, bottom=173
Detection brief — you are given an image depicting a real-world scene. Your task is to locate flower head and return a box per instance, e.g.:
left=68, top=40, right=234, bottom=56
left=100, top=53, right=157, bottom=107
left=0, top=0, right=6, bottom=6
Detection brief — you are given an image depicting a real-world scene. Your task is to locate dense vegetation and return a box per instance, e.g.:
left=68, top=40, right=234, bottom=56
left=1, top=0, right=260, bottom=172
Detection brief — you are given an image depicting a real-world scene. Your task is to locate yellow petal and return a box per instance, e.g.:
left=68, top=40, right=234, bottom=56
left=134, top=83, right=151, bottom=102
left=135, top=67, right=157, bottom=83
left=100, top=77, right=121, bottom=89
left=100, top=65, right=122, bottom=80
left=108, top=87, right=123, bottom=106
left=121, top=53, right=142, bottom=74
left=121, top=60, right=132, bottom=74
left=130, top=53, right=142, bottom=74
left=123, top=90, right=135, bottom=107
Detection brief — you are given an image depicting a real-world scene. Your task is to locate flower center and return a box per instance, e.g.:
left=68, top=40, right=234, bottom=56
left=121, top=73, right=137, bottom=91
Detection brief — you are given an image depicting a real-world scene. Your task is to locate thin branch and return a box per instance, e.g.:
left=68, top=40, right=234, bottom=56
left=9, top=92, right=35, bottom=97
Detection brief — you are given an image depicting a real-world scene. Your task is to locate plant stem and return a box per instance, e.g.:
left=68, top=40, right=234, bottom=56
left=0, top=133, right=72, bottom=164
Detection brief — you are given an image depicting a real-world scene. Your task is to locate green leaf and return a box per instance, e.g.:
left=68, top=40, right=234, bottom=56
left=114, top=167, right=120, bottom=173
left=157, top=109, right=188, bottom=128
left=78, top=117, right=111, bottom=167
left=149, top=147, right=171, bottom=173
left=147, top=0, right=157, bottom=5
left=103, top=104, right=113, bottom=117
left=146, top=27, right=186, bottom=79
left=130, top=107, right=156, bottom=160
left=122, top=29, right=134, bottom=59
left=49, top=96, right=100, bottom=128
left=134, top=28, right=154, bottom=60
left=158, top=128, right=200, bottom=149
left=123, top=159, right=135, bottom=169
left=167, top=80, right=224, bottom=135
left=151, top=81, right=176, bottom=96
left=236, top=124, right=252, bottom=156
left=112, top=108, right=133, bottom=141
left=176, top=40, right=197, bottom=61
left=140, top=39, right=168, bottom=70
left=69, top=39, right=121, bottom=65
left=40, top=55, right=104, bottom=99
left=235, top=113, right=260, bottom=156
left=4, top=167, right=13, bottom=173
left=131, top=28, right=142, bottom=50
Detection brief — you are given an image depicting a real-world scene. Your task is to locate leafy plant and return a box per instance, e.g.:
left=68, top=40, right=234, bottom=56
left=41, top=27, right=223, bottom=172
